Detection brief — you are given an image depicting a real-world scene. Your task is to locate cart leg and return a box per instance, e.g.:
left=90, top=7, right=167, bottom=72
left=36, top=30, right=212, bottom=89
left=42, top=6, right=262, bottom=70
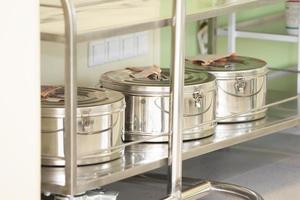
left=60, top=0, right=78, bottom=196
left=298, top=8, right=300, bottom=94
left=167, top=0, right=186, bottom=199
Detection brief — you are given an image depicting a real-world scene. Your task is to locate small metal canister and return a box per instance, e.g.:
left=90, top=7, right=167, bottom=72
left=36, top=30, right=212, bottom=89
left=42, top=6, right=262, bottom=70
left=186, top=56, right=267, bottom=123
left=41, top=87, right=125, bottom=166
left=100, top=68, right=217, bottom=142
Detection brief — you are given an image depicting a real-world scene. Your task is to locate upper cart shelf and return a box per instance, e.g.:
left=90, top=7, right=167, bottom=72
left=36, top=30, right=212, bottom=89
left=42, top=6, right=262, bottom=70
left=40, top=0, right=280, bottom=42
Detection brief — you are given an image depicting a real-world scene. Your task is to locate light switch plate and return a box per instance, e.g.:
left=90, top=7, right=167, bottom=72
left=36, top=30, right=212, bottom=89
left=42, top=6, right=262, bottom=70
left=107, top=37, right=120, bottom=61
left=89, top=41, right=107, bottom=67
left=89, top=32, right=149, bottom=67
left=121, top=35, right=137, bottom=59
left=137, top=32, right=149, bottom=56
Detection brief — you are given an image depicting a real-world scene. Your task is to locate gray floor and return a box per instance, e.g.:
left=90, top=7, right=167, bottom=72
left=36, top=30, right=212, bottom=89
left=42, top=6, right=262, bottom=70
left=106, top=127, right=300, bottom=200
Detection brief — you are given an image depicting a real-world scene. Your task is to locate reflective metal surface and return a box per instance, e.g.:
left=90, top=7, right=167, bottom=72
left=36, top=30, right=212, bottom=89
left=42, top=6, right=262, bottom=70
left=216, top=75, right=267, bottom=122
left=42, top=87, right=126, bottom=166
left=43, top=158, right=124, bottom=190
left=40, top=0, right=279, bottom=42
left=123, top=93, right=216, bottom=142
left=168, top=0, right=186, bottom=197
left=42, top=89, right=300, bottom=195
left=186, top=56, right=268, bottom=123
left=101, top=69, right=216, bottom=142
left=166, top=181, right=264, bottom=200
left=151, top=174, right=264, bottom=200
left=100, top=68, right=216, bottom=95
left=42, top=189, right=119, bottom=200
left=60, top=0, right=77, bottom=195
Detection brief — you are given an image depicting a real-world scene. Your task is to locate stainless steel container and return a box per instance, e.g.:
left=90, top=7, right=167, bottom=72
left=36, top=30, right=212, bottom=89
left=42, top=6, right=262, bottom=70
left=100, top=68, right=217, bottom=142
left=186, top=56, right=268, bottom=123
left=42, top=87, right=125, bottom=166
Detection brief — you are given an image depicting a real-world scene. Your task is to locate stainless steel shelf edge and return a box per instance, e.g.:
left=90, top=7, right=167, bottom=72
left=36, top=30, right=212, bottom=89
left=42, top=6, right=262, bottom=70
left=186, top=0, right=278, bottom=22
left=218, top=29, right=299, bottom=43
left=42, top=115, right=300, bottom=195
left=42, top=159, right=168, bottom=195
left=42, top=92, right=300, bottom=195
left=183, top=116, right=300, bottom=161
left=41, top=0, right=280, bottom=42
left=41, top=19, right=172, bottom=43
left=77, top=159, right=168, bottom=193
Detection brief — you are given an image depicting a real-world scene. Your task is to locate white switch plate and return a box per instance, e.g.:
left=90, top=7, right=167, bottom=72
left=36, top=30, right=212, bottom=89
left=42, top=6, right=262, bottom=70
left=89, top=40, right=107, bottom=67
left=107, top=37, right=120, bottom=61
left=89, top=32, right=149, bottom=67
left=121, top=35, right=137, bottom=59
left=137, top=32, right=149, bottom=56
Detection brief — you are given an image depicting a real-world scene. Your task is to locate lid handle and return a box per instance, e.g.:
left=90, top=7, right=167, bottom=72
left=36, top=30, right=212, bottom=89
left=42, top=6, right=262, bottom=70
left=234, top=77, right=247, bottom=94
left=127, top=65, right=162, bottom=80
left=193, top=90, right=203, bottom=109
left=41, top=85, right=64, bottom=102
left=218, top=76, right=266, bottom=98
left=187, top=53, right=237, bottom=66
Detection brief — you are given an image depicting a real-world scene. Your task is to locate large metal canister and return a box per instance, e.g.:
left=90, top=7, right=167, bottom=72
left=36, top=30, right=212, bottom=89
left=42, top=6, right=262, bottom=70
left=41, top=87, right=125, bottom=166
left=100, top=68, right=217, bottom=142
left=186, top=56, right=267, bottom=123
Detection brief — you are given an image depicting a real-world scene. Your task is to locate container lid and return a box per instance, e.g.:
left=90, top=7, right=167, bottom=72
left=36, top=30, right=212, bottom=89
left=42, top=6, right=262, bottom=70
left=100, top=68, right=216, bottom=95
left=42, top=87, right=125, bottom=117
left=186, top=56, right=267, bottom=79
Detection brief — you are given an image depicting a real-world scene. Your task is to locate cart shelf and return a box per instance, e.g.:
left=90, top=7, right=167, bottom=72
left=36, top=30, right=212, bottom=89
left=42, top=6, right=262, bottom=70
left=42, top=72, right=300, bottom=195
left=40, top=0, right=280, bottom=42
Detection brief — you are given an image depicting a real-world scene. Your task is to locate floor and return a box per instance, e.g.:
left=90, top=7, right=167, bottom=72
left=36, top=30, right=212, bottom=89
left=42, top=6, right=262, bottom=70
left=106, top=127, right=300, bottom=200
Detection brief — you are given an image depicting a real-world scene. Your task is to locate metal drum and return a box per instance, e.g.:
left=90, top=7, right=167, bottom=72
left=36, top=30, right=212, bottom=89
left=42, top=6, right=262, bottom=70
left=100, top=68, right=217, bottom=142
left=41, top=87, right=125, bottom=166
left=186, top=56, right=268, bottom=123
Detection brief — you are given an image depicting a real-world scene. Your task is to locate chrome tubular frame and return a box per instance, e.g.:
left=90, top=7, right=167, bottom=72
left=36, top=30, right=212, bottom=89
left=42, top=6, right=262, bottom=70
left=61, top=0, right=78, bottom=196
left=167, top=0, right=186, bottom=199
left=298, top=7, right=300, bottom=94
left=228, top=12, right=236, bottom=53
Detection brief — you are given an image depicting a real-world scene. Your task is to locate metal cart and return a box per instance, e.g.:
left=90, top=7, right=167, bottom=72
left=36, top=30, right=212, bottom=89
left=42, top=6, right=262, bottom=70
left=40, top=0, right=300, bottom=199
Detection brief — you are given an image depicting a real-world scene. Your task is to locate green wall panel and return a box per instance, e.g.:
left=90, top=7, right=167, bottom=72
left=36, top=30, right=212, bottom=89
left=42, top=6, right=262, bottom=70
left=217, top=37, right=298, bottom=69
left=160, top=23, right=199, bottom=68
left=160, top=1, right=297, bottom=71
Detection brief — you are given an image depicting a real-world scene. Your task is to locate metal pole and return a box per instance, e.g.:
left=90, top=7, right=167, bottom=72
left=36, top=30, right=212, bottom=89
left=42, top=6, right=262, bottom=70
left=61, top=0, right=78, bottom=196
left=167, top=0, right=186, bottom=199
left=228, top=13, right=236, bottom=53
left=207, top=17, right=217, bottom=54
left=298, top=7, right=300, bottom=94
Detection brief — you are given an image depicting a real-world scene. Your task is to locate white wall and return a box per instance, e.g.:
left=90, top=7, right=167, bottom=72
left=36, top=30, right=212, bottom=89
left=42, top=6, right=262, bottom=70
left=41, top=31, right=160, bottom=86
left=0, top=1, right=40, bottom=199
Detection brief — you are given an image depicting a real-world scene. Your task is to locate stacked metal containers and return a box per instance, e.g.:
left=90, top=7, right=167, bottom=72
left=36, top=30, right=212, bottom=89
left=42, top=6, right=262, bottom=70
left=41, top=55, right=267, bottom=167
left=41, top=87, right=125, bottom=166
left=186, top=56, right=268, bottom=123
left=100, top=68, right=217, bottom=142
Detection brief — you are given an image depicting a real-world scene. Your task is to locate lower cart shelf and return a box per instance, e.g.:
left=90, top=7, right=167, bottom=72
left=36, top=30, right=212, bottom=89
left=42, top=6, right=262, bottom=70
left=42, top=78, right=300, bottom=195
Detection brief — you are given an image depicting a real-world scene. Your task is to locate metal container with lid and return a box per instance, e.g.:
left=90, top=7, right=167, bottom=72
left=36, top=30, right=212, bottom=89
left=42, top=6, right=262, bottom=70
left=42, top=87, right=125, bottom=166
left=100, top=68, right=217, bottom=142
left=186, top=56, right=267, bottom=123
